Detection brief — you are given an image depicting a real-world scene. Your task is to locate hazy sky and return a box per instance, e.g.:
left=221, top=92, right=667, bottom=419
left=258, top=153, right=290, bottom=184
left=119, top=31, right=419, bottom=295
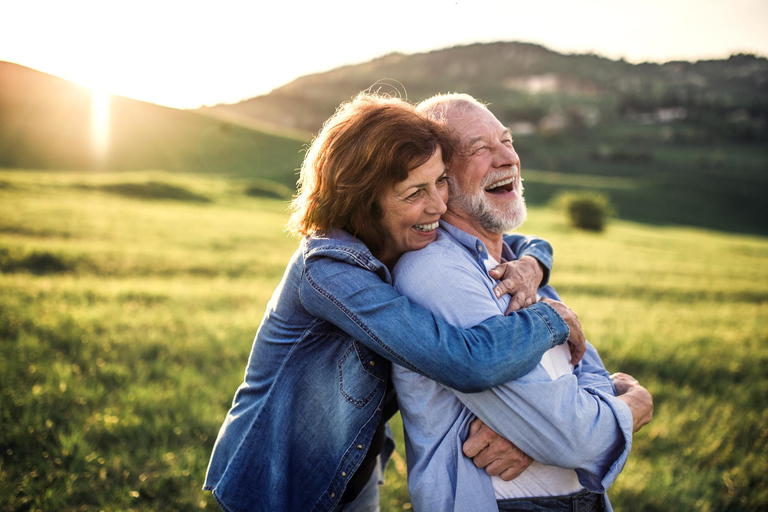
left=2, top=0, right=766, bottom=109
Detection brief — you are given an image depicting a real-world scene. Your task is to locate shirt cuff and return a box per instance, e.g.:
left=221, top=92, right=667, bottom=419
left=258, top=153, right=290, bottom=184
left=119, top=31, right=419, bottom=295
left=524, top=301, right=569, bottom=348
left=577, top=388, right=634, bottom=492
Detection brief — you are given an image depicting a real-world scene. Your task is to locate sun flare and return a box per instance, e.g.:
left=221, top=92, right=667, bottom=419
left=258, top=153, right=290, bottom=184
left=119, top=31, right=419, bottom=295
left=91, top=88, right=110, bottom=164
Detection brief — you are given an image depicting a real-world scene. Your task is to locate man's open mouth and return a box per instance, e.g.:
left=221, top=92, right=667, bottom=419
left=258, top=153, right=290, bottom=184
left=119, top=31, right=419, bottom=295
left=484, top=176, right=515, bottom=194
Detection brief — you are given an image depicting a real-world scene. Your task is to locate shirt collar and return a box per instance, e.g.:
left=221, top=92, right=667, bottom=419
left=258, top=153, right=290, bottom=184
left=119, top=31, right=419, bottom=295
left=439, top=220, right=517, bottom=263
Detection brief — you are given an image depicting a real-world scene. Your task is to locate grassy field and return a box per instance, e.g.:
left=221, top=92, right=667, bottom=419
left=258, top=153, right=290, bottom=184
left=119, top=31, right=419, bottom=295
left=1, top=169, right=767, bottom=511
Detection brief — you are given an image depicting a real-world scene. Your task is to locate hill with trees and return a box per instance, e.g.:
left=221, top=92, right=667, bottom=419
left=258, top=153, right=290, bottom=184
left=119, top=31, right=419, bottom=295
left=202, top=42, right=768, bottom=235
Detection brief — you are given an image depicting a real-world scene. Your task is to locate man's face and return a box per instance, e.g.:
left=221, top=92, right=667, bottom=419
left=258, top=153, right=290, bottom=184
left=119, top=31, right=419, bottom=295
left=446, top=106, right=527, bottom=233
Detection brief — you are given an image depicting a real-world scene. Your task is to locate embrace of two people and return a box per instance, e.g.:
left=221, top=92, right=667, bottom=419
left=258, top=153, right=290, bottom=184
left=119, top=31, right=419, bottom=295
left=203, top=91, right=654, bottom=512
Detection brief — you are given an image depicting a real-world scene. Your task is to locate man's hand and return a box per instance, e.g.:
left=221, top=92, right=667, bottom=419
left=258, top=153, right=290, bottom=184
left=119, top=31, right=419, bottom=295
left=538, top=298, right=586, bottom=365
left=489, top=256, right=544, bottom=313
left=612, top=372, right=654, bottom=433
left=462, top=418, right=533, bottom=481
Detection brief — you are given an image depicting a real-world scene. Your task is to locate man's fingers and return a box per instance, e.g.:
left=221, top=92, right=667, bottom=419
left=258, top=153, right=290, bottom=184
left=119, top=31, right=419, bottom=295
left=462, top=420, right=490, bottom=458
left=507, top=292, right=525, bottom=312
left=470, top=447, right=499, bottom=469
left=499, top=464, right=528, bottom=482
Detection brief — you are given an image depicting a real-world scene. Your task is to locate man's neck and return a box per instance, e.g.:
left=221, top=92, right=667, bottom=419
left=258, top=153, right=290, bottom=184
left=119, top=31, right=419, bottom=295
left=442, top=210, right=505, bottom=262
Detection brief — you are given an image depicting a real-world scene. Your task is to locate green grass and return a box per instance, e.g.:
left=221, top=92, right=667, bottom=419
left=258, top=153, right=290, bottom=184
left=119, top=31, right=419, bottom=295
left=1, top=169, right=767, bottom=511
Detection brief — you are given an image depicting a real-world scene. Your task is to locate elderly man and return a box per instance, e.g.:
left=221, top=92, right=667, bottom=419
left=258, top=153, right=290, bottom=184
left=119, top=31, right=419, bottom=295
left=391, top=94, right=653, bottom=511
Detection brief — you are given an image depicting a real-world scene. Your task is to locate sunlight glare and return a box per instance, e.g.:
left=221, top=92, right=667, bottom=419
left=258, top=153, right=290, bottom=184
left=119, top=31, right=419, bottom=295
left=91, top=87, right=110, bottom=165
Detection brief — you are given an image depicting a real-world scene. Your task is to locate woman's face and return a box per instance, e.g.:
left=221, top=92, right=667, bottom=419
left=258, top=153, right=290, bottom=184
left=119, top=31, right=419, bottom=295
left=377, top=148, right=449, bottom=266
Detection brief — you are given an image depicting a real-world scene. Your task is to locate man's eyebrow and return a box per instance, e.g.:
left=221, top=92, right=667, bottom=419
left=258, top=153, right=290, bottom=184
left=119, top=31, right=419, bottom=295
left=463, top=135, right=485, bottom=149
left=463, top=129, right=512, bottom=149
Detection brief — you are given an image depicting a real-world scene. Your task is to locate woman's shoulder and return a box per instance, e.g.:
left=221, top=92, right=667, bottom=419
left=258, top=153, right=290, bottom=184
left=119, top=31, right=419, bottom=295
left=304, top=230, right=382, bottom=272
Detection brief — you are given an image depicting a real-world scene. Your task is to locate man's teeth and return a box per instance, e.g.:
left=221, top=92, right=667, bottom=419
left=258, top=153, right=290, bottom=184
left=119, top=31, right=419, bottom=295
left=485, top=177, right=515, bottom=191
left=413, top=221, right=439, bottom=232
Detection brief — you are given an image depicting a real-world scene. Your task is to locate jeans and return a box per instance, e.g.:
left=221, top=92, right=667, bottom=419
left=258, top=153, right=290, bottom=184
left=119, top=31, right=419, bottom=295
left=497, top=491, right=605, bottom=512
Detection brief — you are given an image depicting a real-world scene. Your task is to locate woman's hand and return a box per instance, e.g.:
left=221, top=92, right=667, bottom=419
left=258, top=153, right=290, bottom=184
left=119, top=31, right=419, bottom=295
left=611, top=372, right=654, bottom=432
left=463, top=418, right=533, bottom=481
left=489, top=256, right=544, bottom=313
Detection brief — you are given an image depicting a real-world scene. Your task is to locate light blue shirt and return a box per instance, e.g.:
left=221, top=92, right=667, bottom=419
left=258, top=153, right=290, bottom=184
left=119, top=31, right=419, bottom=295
left=391, top=222, right=634, bottom=512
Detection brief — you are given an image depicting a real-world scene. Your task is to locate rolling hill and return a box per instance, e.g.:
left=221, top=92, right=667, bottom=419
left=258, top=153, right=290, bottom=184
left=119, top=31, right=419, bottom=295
left=0, top=61, right=305, bottom=188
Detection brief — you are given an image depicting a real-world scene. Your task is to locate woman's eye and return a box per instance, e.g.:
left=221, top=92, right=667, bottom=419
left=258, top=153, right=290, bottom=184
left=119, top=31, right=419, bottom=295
left=405, top=189, right=423, bottom=201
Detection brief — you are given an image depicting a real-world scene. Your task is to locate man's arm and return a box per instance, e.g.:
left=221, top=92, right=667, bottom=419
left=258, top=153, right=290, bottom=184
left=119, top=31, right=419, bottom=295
left=393, top=247, right=633, bottom=492
left=454, top=353, right=634, bottom=492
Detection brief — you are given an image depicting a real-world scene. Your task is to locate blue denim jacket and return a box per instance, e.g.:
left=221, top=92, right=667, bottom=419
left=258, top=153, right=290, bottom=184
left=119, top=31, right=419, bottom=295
left=203, top=229, right=568, bottom=512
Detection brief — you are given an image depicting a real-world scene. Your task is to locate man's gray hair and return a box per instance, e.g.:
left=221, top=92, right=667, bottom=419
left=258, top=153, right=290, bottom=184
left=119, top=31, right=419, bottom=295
left=416, top=93, right=490, bottom=123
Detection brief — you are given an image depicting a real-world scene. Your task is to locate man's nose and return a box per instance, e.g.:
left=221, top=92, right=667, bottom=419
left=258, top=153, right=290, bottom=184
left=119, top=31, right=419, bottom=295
left=493, top=143, right=519, bottom=168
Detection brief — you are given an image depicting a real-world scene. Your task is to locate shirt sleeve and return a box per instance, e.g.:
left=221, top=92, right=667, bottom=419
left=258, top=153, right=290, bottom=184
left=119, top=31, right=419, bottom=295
left=573, top=341, right=617, bottom=396
left=503, top=233, right=553, bottom=287
left=300, top=252, right=568, bottom=393
left=453, top=368, right=633, bottom=492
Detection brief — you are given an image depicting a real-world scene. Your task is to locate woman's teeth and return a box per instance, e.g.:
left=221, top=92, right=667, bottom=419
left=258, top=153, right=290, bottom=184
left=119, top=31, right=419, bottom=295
left=413, top=221, right=439, bottom=232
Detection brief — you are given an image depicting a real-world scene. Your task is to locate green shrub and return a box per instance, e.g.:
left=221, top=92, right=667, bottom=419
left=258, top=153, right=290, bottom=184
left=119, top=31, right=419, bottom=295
left=86, top=181, right=210, bottom=202
left=243, top=179, right=293, bottom=200
left=0, top=247, right=72, bottom=275
left=553, top=191, right=614, bottom=232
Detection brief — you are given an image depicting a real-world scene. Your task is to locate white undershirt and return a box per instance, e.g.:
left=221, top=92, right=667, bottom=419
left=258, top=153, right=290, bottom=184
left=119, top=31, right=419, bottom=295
left=484, top=255, right=583, bottom=498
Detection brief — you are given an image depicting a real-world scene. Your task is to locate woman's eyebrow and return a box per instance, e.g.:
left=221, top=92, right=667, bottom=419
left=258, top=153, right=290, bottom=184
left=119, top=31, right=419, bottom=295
left=400, top=171, right=448, bottom=194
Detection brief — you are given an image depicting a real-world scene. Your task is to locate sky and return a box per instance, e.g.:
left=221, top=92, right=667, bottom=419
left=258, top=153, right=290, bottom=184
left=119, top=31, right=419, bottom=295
left=2, top=0, right=767, bottom=109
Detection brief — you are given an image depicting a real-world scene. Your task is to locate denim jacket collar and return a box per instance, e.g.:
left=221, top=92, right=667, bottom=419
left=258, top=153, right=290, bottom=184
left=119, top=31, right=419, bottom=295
left=305, top=229, right=392, bottom=282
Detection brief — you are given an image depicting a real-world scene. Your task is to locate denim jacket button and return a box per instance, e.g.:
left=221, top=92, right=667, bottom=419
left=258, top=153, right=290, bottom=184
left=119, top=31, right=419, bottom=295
left=369, top=360, right=375, bottom=366
left=330, top=493, right=336, bottom=498
left=357, top=444, right=364, bottom=450
left=342, top=472, right=347, bottom=477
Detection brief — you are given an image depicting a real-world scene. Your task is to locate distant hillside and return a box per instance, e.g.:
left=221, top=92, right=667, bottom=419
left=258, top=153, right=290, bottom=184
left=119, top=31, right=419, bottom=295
left=202, top=42, right=768, bottom=142
left=201, top=42, right=768, bottom=235
left=0, top=62, right=304, bottom=188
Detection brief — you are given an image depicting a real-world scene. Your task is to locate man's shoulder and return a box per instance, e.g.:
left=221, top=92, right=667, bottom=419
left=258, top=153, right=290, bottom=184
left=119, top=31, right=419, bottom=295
left=394, top=229, right=473, bottom=278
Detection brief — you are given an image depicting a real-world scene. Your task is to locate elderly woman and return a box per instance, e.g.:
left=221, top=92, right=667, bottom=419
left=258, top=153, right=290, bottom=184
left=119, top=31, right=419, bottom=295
left=203, top=94, right=580, bottom=512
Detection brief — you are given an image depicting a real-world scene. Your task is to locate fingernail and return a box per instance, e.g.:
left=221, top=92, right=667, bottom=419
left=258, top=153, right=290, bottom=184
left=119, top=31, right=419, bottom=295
left=494, top=289, right=501, bottom=298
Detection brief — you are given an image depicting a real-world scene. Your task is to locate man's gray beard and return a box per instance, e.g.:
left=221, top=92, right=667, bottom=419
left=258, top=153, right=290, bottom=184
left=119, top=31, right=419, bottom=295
left=449, top=181, right=528, bottom=233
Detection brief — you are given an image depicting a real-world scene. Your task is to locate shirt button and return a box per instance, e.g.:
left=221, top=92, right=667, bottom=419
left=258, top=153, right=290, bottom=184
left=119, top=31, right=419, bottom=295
left=342, top=472, right=347, bottom=477
left=477, top=244, right=484, bottom=252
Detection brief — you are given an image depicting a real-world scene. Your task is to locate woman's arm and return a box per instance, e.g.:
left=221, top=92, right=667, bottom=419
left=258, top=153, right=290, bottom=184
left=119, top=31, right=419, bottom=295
left=301, top=254, right=569, bottom=392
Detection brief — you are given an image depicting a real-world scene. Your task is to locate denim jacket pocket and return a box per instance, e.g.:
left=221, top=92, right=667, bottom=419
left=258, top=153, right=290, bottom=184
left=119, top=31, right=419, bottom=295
left=338, top=342, right=385, bottom=408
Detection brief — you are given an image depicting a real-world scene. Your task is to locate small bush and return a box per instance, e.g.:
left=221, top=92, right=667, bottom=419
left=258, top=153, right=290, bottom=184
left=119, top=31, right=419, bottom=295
left=88, top=182, right=210, bottom=202
left=243, top=179, right=293, bottom=200
left=553, top=191, right=614, bottom=232
left=0, top=247, right=72, bottom=274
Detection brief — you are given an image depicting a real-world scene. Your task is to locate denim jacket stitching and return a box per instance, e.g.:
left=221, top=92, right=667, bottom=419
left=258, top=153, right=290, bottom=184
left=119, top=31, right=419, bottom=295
left=338, top=344, right=384, bottom=408
left=303, top=269, right=417, bottom=372
left=313, top=391, right=386, bottom=512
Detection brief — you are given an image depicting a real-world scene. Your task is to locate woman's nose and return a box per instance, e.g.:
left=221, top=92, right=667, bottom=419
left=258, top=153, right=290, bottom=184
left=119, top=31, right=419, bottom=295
left=426, top=187, right=448, bottom=215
